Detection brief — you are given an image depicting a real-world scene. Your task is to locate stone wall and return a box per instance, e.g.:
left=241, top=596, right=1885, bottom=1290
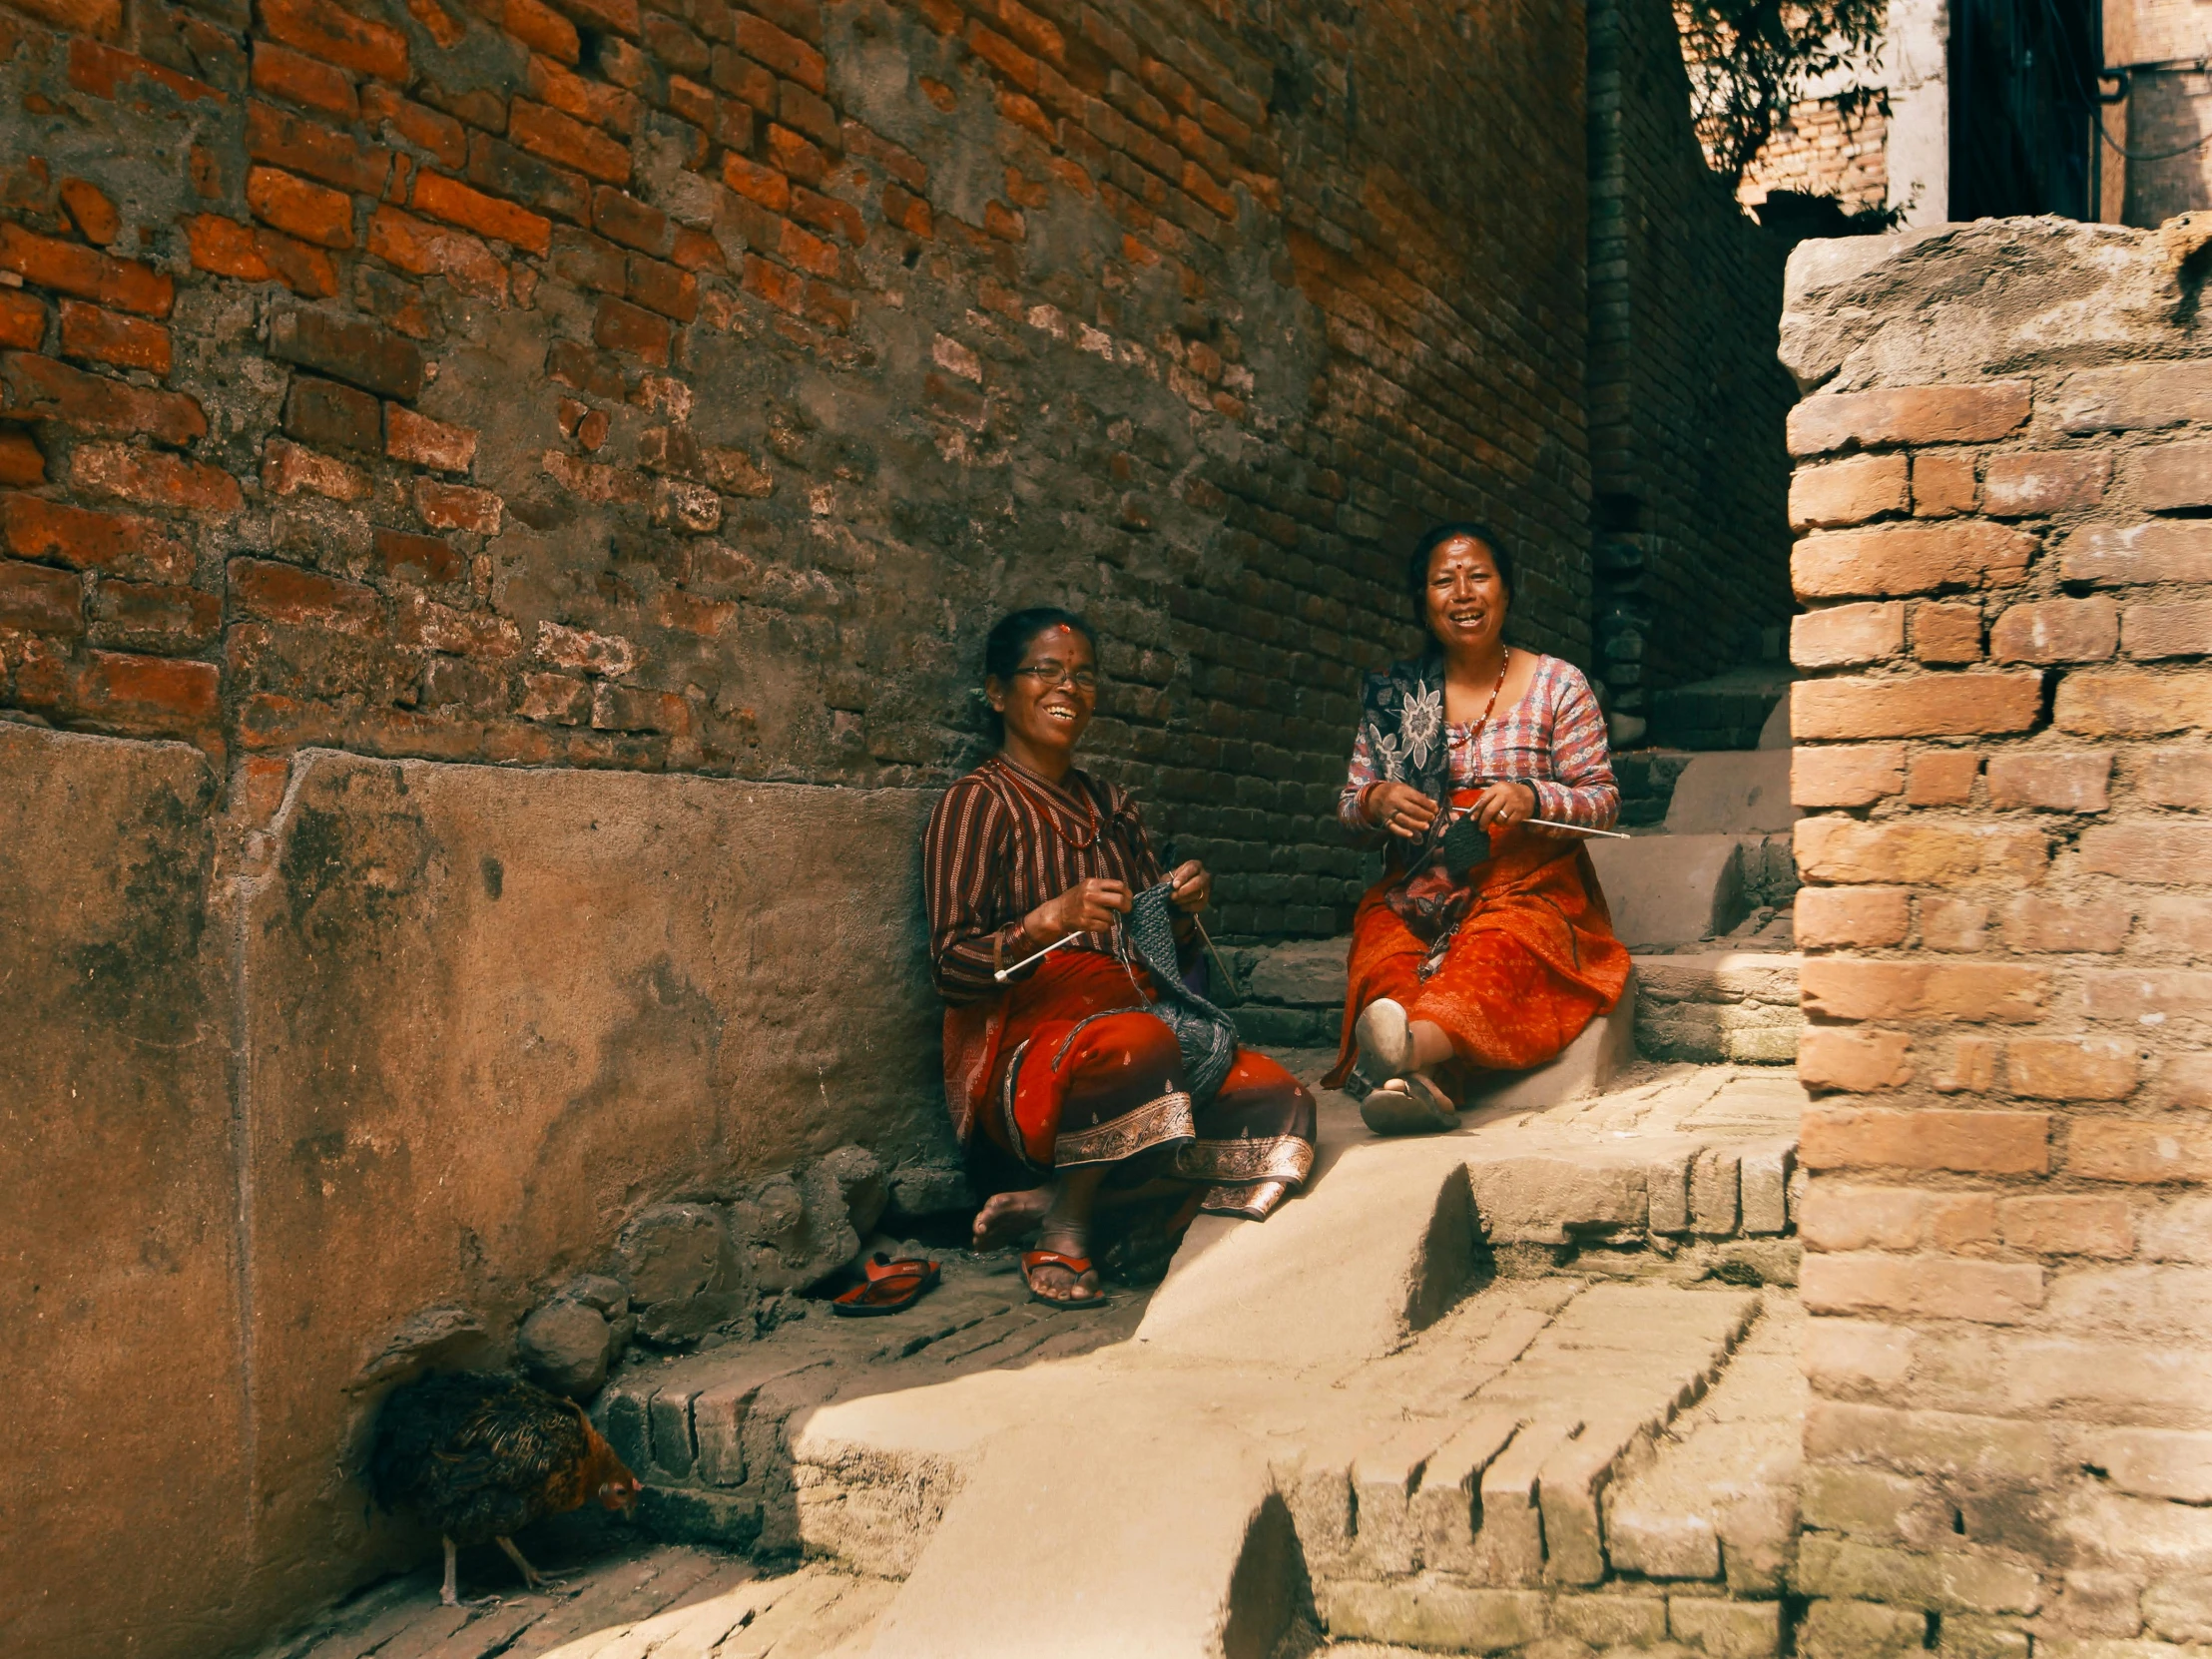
left=1586, top=0, right=1798, bottom=729
left=0, top=0, right=1597, bottom=941
left=1780, top=221, right=2212, bottom=1659
left=0, top=724, right=949, bottom=1659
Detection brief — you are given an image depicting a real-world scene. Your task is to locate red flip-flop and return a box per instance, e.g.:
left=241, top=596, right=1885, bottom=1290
left=1020, top=1249, right=1109, bottom=1310
left=830, top=1253, right=941, bottom=1317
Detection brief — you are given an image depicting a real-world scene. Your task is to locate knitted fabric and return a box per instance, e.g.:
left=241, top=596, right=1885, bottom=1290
left=1122, top=881, right=1238, bottom=1105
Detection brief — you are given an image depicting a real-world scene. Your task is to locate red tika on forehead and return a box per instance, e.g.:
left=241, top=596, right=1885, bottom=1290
left=1022, top=625, right=1091, bottom=657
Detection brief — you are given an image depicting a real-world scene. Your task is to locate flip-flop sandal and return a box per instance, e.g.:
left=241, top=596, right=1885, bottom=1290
left=830, top=1253, right=941, bottom=1318
left=1354, top=998, right=1416, bottom=1078
left=1360, top=1072, right=1458, bottom=1137
left=1020, top=1248, right=1109, bottom=1310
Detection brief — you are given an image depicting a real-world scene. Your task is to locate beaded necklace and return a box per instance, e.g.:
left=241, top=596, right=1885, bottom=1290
left=1453, top=647, right=1512, bottom=740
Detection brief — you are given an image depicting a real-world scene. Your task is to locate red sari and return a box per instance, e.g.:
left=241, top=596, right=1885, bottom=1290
left=925, top=756, right=1317, bottom=1221
left=1325, top=803, right=1631, bottom=1100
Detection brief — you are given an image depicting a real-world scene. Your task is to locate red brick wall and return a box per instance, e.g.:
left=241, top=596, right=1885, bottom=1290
left=1784, top=221, right=2212, bottom=1655
left=1741, top=93, right=1889, bottom=217
left=0, top=0, right=1593, bottom=939
left=1587, top=0, right=1797, bottom=717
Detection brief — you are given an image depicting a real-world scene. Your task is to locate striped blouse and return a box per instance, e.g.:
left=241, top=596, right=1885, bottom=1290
left=1338, top=654, right=1620, bottom=831
left=922, top=755, right=1168, bottom=1005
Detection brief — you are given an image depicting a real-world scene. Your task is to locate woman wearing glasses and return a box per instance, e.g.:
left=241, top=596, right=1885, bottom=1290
left=922, top=608, right=1318, bottom=1308
left=1327, top=524, right=1630, bottom=1135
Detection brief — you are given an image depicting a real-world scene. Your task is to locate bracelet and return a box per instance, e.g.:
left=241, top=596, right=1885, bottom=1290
left=1357, top=781, right=1384, bottom=825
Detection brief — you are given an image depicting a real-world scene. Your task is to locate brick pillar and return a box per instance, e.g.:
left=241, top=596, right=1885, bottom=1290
left=1783, top=222, right=2212, bottom=1659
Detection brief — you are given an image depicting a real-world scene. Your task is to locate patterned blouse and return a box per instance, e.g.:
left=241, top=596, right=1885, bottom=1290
left=1337, top=654, right=1619, bottom=830
left=922, top=755, right=1167, bottom=1004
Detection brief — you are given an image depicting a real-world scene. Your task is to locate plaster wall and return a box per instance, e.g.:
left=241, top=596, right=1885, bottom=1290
left=0, top=724, right=944, bottom=1659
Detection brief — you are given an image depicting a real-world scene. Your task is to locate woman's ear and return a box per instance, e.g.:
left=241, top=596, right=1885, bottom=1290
left=983, top=675, right=1005, bottom=711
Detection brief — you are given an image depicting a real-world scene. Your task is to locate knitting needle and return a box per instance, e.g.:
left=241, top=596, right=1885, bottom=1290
left=1526, top=819, right=1630, bottom=839
left=1192, top=916, right=1241, bottom=999
left=1442, top=803, right=1631, bottom=839
left=994, top=932, right=1081, bottom=982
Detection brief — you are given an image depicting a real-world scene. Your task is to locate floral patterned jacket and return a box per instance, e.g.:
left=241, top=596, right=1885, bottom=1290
left=1339, top=652, right=1620, bottom=833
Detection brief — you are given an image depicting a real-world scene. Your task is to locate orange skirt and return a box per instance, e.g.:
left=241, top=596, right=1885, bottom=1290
left=958, top=950, right=1317, bottom=1220
left=1325, top=814, right=1631, bottom=1101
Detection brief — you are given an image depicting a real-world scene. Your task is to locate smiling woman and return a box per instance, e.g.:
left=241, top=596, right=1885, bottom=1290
left=921, top=609, right=1319, bottom=1307
left=1328, top=526, right=1631, bottom=1135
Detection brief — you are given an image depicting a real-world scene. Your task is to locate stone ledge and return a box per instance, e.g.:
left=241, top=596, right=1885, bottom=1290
left=1635, top=950, right=1805, bottom=1066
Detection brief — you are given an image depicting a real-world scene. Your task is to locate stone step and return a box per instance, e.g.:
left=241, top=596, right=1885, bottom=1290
left=1633, top=950, right=1804, bottom=1066
left=1461, top=984, right=1637, bottom=1112
left=1235, top=931, right=1800, bottom=1073
left=1617, top=748, right=1699, bottom=829
left=1228, top=936, right=1347, bottom=1050
left=1230, top=956, right=1635, bottom=1111
left=1587, top=833, right=1750, bottom=947
left=1664, top=750, right=1800, bottom=836
left=609, top=1059, right=1809, bottom=1655
left=1606, top=1298, right=1808, bottom=1597
left=1585, top=832, right=1798, bottom=949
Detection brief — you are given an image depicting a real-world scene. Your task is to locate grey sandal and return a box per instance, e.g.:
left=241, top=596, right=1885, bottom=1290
left=1359, top=1072, right=1457, bottom=1136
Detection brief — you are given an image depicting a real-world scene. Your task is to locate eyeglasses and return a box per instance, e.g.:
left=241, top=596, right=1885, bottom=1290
left=1014, top=662, right=1099, bottom=693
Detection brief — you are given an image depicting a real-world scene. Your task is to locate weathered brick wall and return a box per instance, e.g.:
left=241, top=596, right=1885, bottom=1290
left=0, top=0, right=1608, bottom=1654
left=2116, top=68, right=2212, bottom=228
left=1741, top=94, right=1888, bottom=216
left=2108, top=0, right=2212, bottom=226
left=0, top=0, right=1592, bottom=942
left=1781, top=220, right=2212, bottom=1659
left=1587, top=0, right=1796, bottom=726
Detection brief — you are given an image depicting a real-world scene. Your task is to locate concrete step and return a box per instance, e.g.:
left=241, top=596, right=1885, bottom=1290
left=1664, top=750, right=1800, bottom=835
left=605, top=1060, right=1809, bottom=1656
left=1461, top=982, right=1637, bottom=1111
left=1586, top=832, right=1799, bottom=949
left=1633, top=950, right=1804, bottom=1065
left=1587, top=833, right=1750, bottom=947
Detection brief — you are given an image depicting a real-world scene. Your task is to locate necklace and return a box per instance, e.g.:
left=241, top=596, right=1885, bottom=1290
left=993, top=754, right=1102, bottom=849
left=1456, top=647, right=1510, bottom=735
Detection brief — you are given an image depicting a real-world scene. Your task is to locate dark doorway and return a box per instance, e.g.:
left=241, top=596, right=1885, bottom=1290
left=1949, top=0, right=2103, bottom=218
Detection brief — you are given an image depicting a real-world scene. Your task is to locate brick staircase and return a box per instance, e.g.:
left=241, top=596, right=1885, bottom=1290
left=377, top=720, right=1825, bottom=1659
left=588, top=1059, right=1810, bottom=1657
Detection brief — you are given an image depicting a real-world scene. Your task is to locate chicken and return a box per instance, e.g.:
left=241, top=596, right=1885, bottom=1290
left=367, top=1370, right=643, bottom=1605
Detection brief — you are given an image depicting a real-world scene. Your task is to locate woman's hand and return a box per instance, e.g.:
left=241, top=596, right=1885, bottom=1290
left=1467, top=781, right=1538, bottom=830
left=1026, top=877, right=1131, bottom=941
left=1167, top=859, right=1212, bottom=915
left=1366, top=781, right=1439, bottom=839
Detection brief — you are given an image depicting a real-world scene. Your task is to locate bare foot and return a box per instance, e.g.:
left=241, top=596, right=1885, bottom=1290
left=972, top=1186, right=1052, bottom=1250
